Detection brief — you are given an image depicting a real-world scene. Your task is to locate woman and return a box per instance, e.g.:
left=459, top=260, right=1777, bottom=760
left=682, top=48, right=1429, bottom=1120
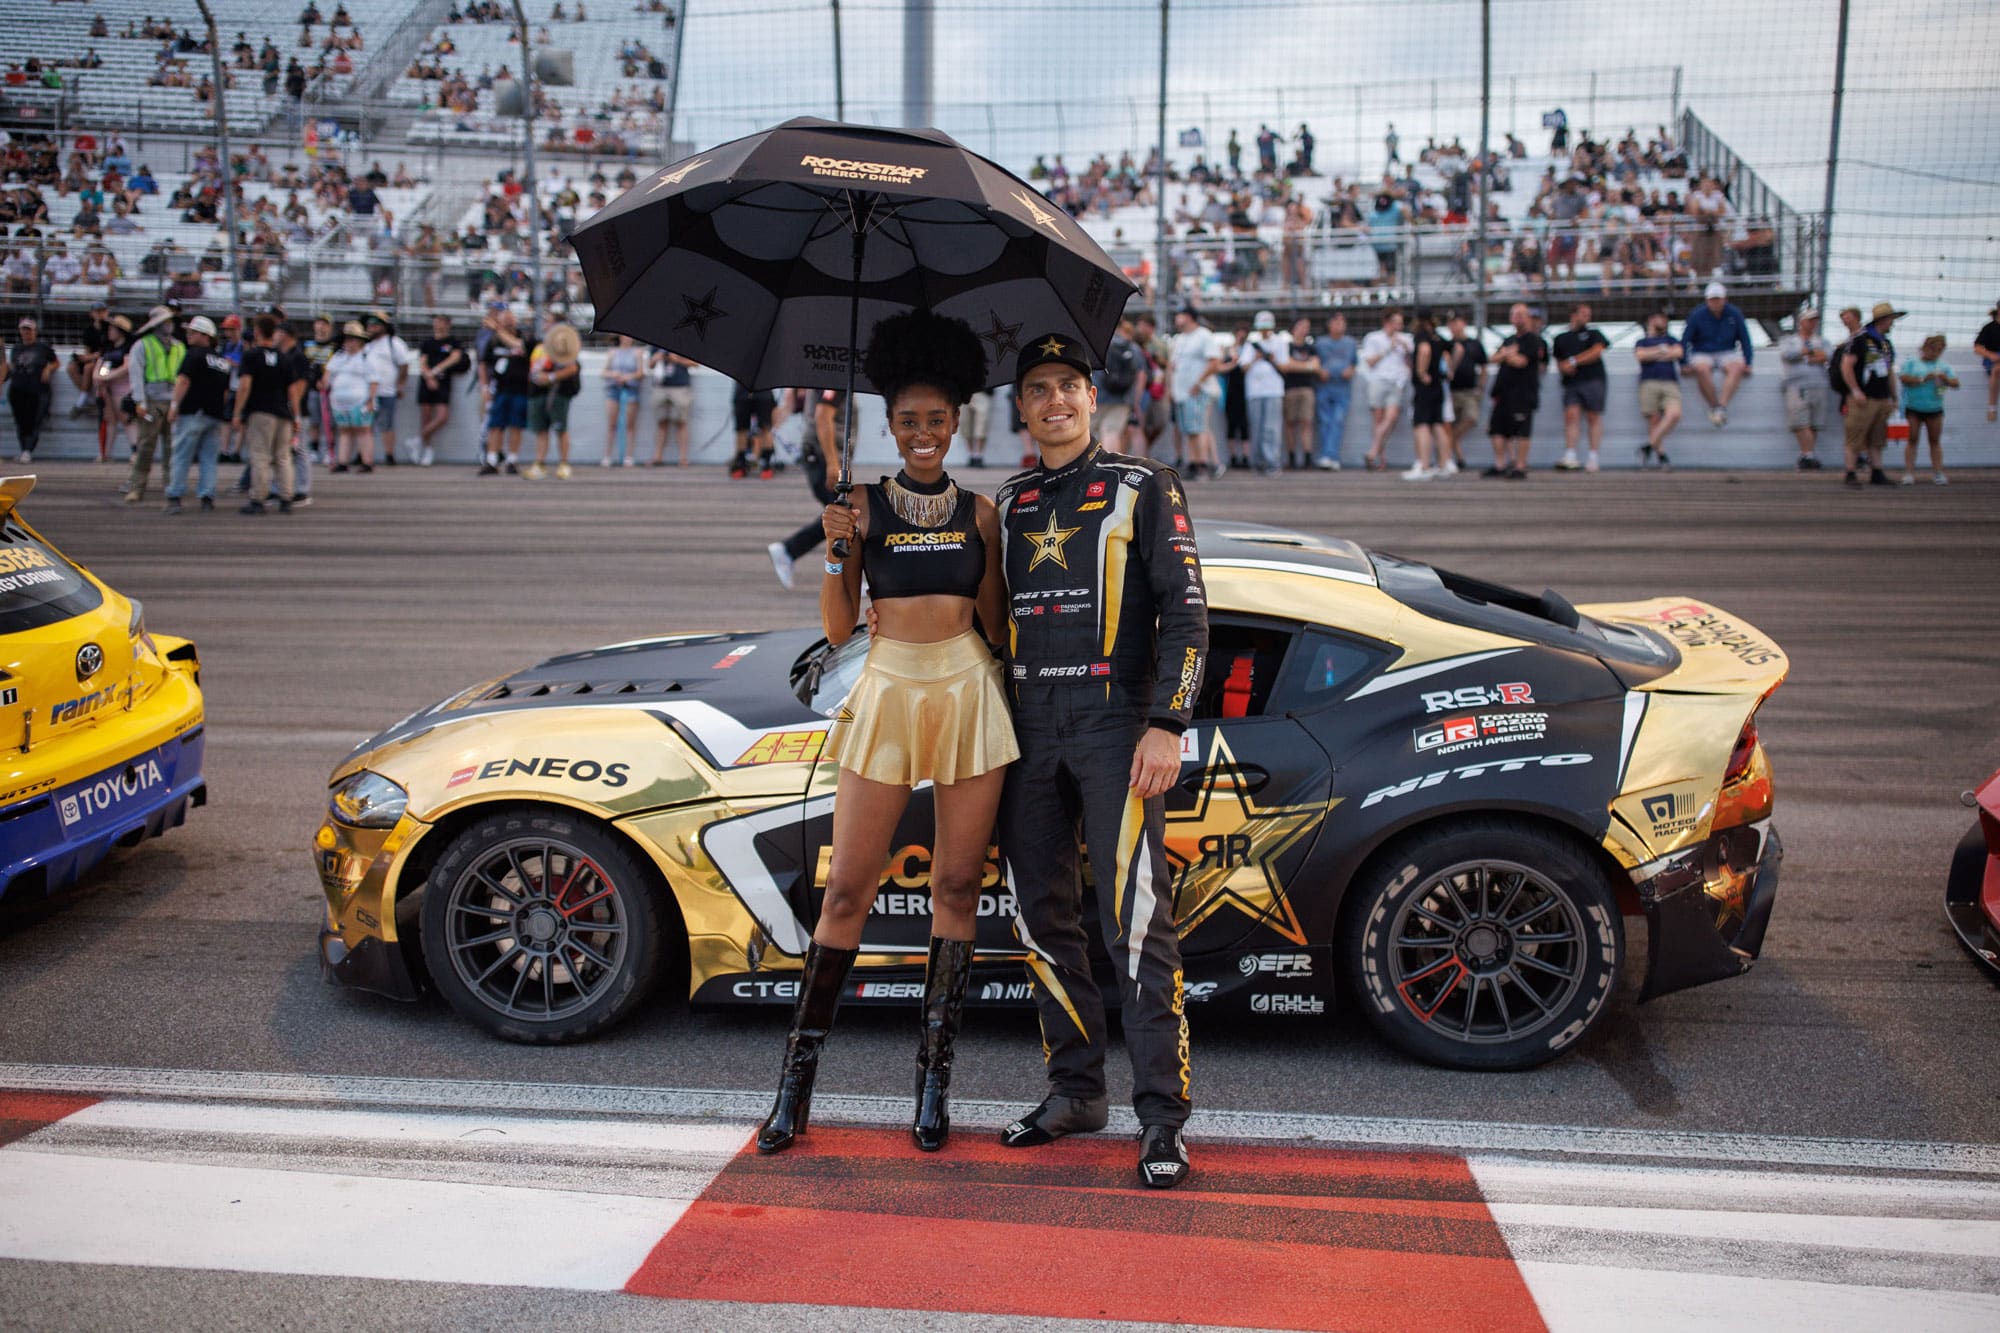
left=1897, top=334, right=1957, bottom=485
left=1405, top=311, right=1450, bottom=480
left=600, top=334, right=643, bottom=467
left=91, top=313, right=136, bottom=463
left=324, top=322, right=379, bottom=472
left=757, top=310, right=1010, bottom=1156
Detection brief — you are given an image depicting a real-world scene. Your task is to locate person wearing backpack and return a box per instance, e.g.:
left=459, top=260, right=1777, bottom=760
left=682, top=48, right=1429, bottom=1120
left=1092, top=316, right=1142, bottom=450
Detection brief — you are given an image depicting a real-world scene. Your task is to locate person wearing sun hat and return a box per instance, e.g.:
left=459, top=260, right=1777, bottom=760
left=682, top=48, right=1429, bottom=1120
left=362, top=309, right=414, bottom=465
left=126, top=305, right=184, bottom=502
left=1836, top=300, right=1904, bottom=488
left=523, top=316, right=580, bottom=480
left=324, top=320, right=380, bottom=473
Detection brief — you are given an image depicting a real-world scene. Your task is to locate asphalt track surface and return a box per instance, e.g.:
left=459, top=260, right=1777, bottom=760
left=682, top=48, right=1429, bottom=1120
left=3, top=457, right=1999, bottom=1327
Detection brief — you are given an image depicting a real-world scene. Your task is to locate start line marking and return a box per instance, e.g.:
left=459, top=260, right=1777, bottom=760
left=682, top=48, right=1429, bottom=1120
left=2, top=1061, right=1998, bottom=1177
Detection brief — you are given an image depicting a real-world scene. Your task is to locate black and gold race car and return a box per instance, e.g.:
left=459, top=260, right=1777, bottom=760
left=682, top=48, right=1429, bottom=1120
left=316, top=523, right=1786, bottom=1071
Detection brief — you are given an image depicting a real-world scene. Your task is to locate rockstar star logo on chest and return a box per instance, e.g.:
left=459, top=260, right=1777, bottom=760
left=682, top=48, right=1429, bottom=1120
left=1024, top=510, right=1081, bottom=572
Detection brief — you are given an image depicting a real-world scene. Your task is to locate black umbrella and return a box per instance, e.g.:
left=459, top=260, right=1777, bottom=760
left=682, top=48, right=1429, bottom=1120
left=569, top=117, right=1137, bottom=556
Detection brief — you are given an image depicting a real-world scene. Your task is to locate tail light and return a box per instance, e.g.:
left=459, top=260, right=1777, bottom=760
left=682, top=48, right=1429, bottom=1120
left=1714, top=713, right=1772, bottom=832
left=1723, top=718, right=1758, bottom=786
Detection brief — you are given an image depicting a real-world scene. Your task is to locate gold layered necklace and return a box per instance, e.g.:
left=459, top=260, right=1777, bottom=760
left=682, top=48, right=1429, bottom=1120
left=882, top=474, right=959, bottom=528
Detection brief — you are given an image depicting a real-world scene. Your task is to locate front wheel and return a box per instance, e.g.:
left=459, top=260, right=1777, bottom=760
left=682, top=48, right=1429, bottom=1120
left=420, top=808, right=665, bottom=1043
left=1341, top=820, right=1622, bottom=1070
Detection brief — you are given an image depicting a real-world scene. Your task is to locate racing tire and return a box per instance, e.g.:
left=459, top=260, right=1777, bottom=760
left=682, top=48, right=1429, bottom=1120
left=420, top=808, right=665, bottom=1043
left=1340, top=819, right=1622, bottom=1071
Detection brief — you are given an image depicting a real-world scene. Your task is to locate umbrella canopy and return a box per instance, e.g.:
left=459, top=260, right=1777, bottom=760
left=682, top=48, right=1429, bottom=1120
left=569, top=117, right=1138, bottom=395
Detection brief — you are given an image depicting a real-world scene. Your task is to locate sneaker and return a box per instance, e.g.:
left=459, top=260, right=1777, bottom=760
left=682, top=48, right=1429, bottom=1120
left=277, top=498, right=292, bottom=514
left=968, top=456, right=985, bottom=468
left=1637, top=444, right=1655, bottom=469
left=14, top=451, right=31, bottom=463
left=161, top=498, right=183, bottom=516
left=1313, top=457, right=1338, bottom=471
left=1439, top=459, right=1459, bottom=476
left=600, top=457, right=612, bottom=469
left=477, top=463, right=499, bottom=476
left=1708, top=407, right=1725, bottom=428
left=240, top=500, right=266, bottom=515
left=419, top=447, right=436, bottom=467
left=1211, top=458, right=1228, bottom=478
left=1934, top=472, right=1950, bottom=485
left=623, top=459, right=637, bottom=468
left=555, top=463, right=572, bottom=480
left=1796, top=454, right=1817, bottom=471
left=1657, top=454, right=1673, bottom=472
left=381, top=452, right=396, bottom=467
left=1899, top=472, right=1915, bottom=486
left=123, top=490, right=144, bottom=504
left=1554, top=450, right=1581, bottom=471
left=523, top=463, right=547, bottom=480
left=290, top=494, right=313, bottom=508
left=1844, top=470, right=1862, bottom=488
left=330, top=462, right=350, bottom=473
left=503, top=461, right=520, bottom=476
left=758, top=467, right=775, bottom=480
left=1584, top=451, right=1599, bottom=473
left=1480, top=465, right=1506, bottom=477
left=728, top=466, right=746, bottom=479
left=199, top=497, right=214, bottom=512
left=356, top=463, right=374, bottom=474
left=1506, top=467, right=1528, bottom=480
left=1868, top=467, right=1892, bottom=487
left=767, top=542, right=795, bottom=591
left=1400, top=463, right=1434, bottom=480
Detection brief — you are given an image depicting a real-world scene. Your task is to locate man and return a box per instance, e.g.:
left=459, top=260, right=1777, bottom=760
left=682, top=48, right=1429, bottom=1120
left=127, top=306, right=184, bottom=502
left=1132, top=311, right=1172, bottom=460
left=1973, top=300, right=2000, bottom=424
left=729, top=381, right=779, bottom=479
left=1092, top=315, right=1143, bottom=451
left=232, top=315, right=296, bottom=515
left=1551, top=302, right=1609, bottom=472
left=300, top=313, right=337, bottom=461
left=363, top=311, right=413, bottom=464
left=1238, top=310, right=1286, bottom=475
left=766, top=387, right=846, bottom=589
left=6, top=316, right=57, bottom=462
left=415, top=312, right=464, bottom=466
left=1278, top=316, right=1321, bottom=470
left=1485, top=303, right=1546, bottom=479
left=956, top=384, right=991, bottom=467
left=1443, top=310, right=1487, bottom=473
left=1311, top=311, right=1356, bottom=470
left=1775, top=308, right=1834, bottom=470
left=162, top=315, right=232, bottom=514
left=1167, top=305, right=1223, bottom=477
left=272, top=320, right=314, bottom=505
left=477, top=304, right=528, bottom=476
left=1359, top=308, right=1411, bottom=470
left=648, top=346, right=695, bottom=466
left=1838, top=301, right=1902, bottom=489
left=1633, top=309, right=1685, bottom=470
left=1683, top=281, right=1753, bottom=427
left=994, top=332, right=1206, bottom=1190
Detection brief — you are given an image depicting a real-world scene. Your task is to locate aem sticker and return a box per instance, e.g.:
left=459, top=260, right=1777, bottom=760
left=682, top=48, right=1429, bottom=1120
left=732, top=729, right=827, bottom=765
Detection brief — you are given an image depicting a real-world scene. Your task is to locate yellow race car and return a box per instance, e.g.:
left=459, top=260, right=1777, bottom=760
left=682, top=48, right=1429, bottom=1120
left=317, top=521, right=1786, bottom=1071
left=0, top=476, right=206, bottom=902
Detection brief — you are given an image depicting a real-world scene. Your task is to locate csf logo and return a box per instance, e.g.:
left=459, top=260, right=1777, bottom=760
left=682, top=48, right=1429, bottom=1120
left=1239, top=953, right=1313, bottom=978
left=1421, top=682, right=1534, bottom=713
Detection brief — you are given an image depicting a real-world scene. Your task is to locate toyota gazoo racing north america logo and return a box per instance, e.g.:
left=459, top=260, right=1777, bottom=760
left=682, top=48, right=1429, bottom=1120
left=58, top=758, right=166, bottom=829
left=75, top=641, right=104, bottom=681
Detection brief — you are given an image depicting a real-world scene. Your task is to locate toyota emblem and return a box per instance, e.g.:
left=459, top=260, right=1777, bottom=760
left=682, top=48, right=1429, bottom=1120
left=75, top=642, right=104, bottom=681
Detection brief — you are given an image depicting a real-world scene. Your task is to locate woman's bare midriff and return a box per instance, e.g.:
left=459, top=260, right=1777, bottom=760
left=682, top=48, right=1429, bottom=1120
left=870, top=593, right=978, bottom=644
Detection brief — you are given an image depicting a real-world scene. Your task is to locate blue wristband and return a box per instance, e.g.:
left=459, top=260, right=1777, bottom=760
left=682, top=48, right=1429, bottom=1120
left=824, top=560, right=844, bottom=576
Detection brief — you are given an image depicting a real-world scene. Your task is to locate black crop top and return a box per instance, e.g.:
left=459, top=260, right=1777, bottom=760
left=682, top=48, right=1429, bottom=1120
left=862, top=480, right=986, bottom=601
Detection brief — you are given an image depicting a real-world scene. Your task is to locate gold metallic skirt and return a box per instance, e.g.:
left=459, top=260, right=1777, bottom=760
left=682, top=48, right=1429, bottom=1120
left=822, top=629, right=1019, bottom=787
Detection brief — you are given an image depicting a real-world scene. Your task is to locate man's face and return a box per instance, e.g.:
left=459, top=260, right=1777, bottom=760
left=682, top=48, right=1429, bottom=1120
left=1174, top=311, right=1194, bottom=333
left=1798, top=316, right=1819, bottom=338
left=1328, top=314, right=1347, bottom=337
left=17, top=321, right=35, bottom=342
left=1509, top=304, right=1530, bottom=331
left=1447, top=317, right=1466, bottom=339
left=1570, top=306, right=1590, bottom=330
left=1291, top=318, right=1311, bottom=341
left=433, top=315, right=451, bottom=336
left=1382, top=312, right=1402, bottom=334
left=1017, top=362, right=1095, bottom=453
left=1707, top=296, right=1725, bottom=317
left=1647, top=315, right=1668, bottom=336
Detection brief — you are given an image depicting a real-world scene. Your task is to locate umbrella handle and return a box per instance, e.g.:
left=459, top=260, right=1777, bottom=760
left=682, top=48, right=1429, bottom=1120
left=829, top=480, right=853, bottom=562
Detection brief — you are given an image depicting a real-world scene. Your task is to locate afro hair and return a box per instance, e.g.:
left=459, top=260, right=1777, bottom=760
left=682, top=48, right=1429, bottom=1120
left=862, top=309, right=989, bottom=409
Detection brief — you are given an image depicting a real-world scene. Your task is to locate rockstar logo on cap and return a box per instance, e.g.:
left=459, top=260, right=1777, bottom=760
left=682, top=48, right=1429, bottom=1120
left=1036, top=336, right=1067, bottom=360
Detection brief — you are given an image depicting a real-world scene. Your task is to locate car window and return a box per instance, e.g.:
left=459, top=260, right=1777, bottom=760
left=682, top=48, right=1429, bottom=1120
left=1193, top=620, right=1295, bottom=720
left=0, top=517, right=104, bottom=634
left=1284, top=632, right=1382, bottom=706
left=795, top=630, right=872, bottom=716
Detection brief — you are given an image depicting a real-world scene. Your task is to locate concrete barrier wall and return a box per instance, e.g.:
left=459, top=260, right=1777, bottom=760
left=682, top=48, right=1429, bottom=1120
left=15, top=351, right=1999, bottom=470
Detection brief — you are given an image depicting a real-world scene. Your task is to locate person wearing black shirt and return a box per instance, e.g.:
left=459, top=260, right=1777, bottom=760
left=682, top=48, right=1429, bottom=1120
left=272, top=321, right=315, bottom=505
left=478, top=305, right=528, bottom=475
left=66, top=304, right=110, bottom=416
left=1551, top=302, right=1609, bottom=472
left=163, top=315, right=233, bottom=512
left=729, top=382, right=779, bottom=479
left=232, top=315, right=296, bottom=514
left=1975, top=302, right=2000, bottom=424
left=1279, top=316, right=1321, bottom=470
left=1444, top=310, right=1486, bottom=473
left=1486, top=303, right=1547, bottom=479
left=766, top=387, right=846, bottom=588
left=416, top=313, right=466, bottom=466
left=6, top=316, right=58, bottom=462
left=1838, top=301, right=1901, bottom=488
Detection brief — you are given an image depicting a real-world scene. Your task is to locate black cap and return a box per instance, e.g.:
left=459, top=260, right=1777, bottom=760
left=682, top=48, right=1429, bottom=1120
left=1013, top=331, right=1095, bottom=385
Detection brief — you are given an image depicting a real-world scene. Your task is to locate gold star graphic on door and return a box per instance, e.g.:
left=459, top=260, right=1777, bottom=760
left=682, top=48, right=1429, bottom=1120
left=1164, top=732, right=1330, bottom=946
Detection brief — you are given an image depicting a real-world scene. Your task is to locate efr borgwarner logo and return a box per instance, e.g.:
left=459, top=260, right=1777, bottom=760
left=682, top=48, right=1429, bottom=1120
left=800, top=155, right=928, bottom=185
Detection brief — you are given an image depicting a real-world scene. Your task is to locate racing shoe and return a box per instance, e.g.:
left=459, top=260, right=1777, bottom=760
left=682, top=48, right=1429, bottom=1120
left=755, top=941, right=857, bottom=1154
left=911, top=936, right=974, bottom=1152
left=1137, top=1124, right=1191, bottom=1190
left=999, top=1094, right=1109, bottom=1148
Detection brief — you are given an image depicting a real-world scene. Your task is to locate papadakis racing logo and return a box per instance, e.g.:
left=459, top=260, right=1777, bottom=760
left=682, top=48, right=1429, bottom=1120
left=1359, top=753, right=1592, bottom=808
left=800, top=155, right=929, bottom=184
left=1650, top=605, right=1782, bottom=667
left=883, top=531, right=968, bottom=546
left=447, top=757, right=632, bottom=788
left=58, top=758, right=165, bottom=828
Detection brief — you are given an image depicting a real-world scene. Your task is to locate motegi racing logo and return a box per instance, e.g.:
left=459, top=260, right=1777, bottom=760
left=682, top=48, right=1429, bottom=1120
left=58, top=758, right=165, bottom=828
left=1413, top=710, right=1550, bottom=756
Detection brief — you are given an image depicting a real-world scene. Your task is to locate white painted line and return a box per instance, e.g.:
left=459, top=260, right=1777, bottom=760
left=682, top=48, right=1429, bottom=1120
left=1519, top=1260, right=2000, bottom=1332
left=1469, top=1155, right=2000, bottom=1216
left=1491, top=1202, right=2000, bottom=1259
left=4, top=1063, right=1999, bottom=1176
left=0, top=1152, right=692, bottom=1290
left=63, top=1098, right=751, bottom=1156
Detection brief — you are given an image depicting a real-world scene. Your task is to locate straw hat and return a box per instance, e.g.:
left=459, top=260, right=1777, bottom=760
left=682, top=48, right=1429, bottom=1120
left=341, top=320, right=367, bottom=339
left=135, top=305, right=176, bottom=337
left=542, top=322, right=581, bottom=364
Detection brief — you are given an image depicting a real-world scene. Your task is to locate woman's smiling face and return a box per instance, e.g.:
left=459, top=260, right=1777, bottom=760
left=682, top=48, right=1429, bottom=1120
left=889, top=383, right=958, bottom=477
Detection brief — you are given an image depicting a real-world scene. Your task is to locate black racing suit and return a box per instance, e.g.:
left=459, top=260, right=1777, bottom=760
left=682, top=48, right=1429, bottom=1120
left=995, top=441, right=1207, bottom=1128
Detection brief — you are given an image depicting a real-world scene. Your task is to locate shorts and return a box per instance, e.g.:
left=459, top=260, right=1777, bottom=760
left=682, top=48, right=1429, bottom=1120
left=821, top=629, right=1019, bottom=788
left=734, top=390, right=777, bottom=433
left=1561, top=379, right=1607, bottom=414
left=1783, top=384, right=1834, bottom=433
left=1450, top=388, right=1482, bottom=427
left=1686, top=349, right=1746, bottom=371
left=528, top=392, right=572, bottom=433
left=1096, top=401, right=1131, bottom=441
left=1549, top=233, right=1579, bottom=263
left=1903, top=408, right=1942, bottom=428
left=332, top=404, right=375, bottom=430
left=1489, top=400, right=1535, bottom=440
left=1282, top=386, right=1316, bottom=425
left=1173, top=396, right=1212, bottom=435
left=654, top=384, right=691, bottom=424
left=607, top=383, right=641, bottom=407
left=1638, top=380, right=1681, bottom=418
left=485, top=391, right=529, bottom=431
left=1411, top=384, right=1446, bottom=426
left=415, top=382, right=452, bottom=406
left=373, top=394, right=399, bottom=430
left=1365, top=376, right=1406, bottom=411
left=960, top=391, right=991, bottom=444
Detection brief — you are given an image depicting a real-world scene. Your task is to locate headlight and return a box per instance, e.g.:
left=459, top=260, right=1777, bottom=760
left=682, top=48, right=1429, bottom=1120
left=329, top=771, right=408, bottom=828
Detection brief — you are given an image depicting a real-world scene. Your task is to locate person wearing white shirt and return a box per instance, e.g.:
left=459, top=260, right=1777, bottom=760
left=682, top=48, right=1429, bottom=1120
left=1239, top=310, right=1287, bottom=475
left=1168, top=305, right=1224, bottom=477
left=1359, top=308, right=1413, bottom=471
left=361, top=310, right=414, bottom=464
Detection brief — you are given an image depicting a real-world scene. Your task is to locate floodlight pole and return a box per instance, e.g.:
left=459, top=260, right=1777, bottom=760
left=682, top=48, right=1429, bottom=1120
left=510, top=0, right=544, bottom=338
left=662, top=0, right=687, bottom=156
left=1818, top=0, right=1849, bottom=313
left=192, top=0, right=242, bottom=318
left=1473, top=0, right=1489, bottom=334
left=1153, top=0, right=1169, bottom=333
left=831, top=0, right=845, bottom=122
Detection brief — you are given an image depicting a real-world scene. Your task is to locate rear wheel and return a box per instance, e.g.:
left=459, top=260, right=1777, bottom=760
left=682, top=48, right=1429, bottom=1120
left=420, top=808, right=665, bottom=1043
left=1341, top=820, right=1622, bottom=1070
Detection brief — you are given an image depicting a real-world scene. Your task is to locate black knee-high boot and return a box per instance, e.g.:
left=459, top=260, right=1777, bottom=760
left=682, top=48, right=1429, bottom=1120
left=911, top=936, right=975, bottom=1152
left=756, top=941, right=857, bottom=1154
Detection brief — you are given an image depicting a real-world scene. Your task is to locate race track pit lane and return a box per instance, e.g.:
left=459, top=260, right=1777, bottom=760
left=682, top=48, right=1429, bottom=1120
left=1, top=1069, right=1998, bottom=1331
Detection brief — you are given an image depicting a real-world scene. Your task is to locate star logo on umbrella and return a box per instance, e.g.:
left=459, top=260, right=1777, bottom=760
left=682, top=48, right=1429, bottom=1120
left=1011, top=188, right=1066, bottom=235
left=647, top=157, right=710, bottom=193
left=1164, top=732, right=1328, bottom=946
left=979, top=310, right=1022, bottom=360
left=1025, top=511, right=1081, bottom=572
left=674, top=287, right=728, bottom=339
